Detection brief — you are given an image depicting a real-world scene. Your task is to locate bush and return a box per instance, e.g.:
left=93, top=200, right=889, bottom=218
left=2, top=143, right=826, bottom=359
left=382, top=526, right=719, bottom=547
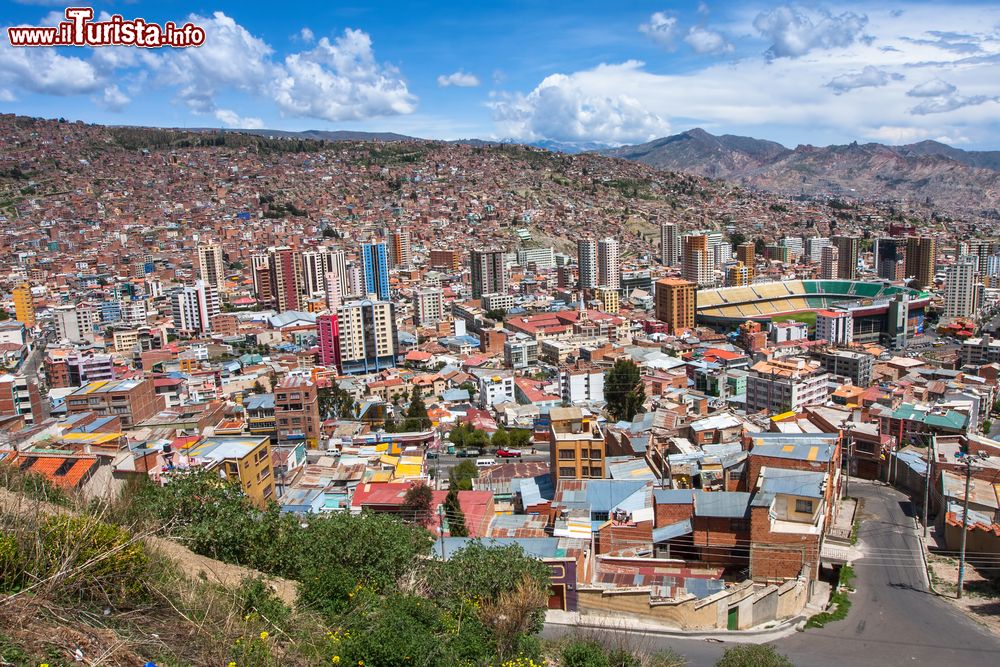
left=715, top=644, right=794, bottom=667
left=0, top=532, right=22, bottom=592
left=334, top=594, right=453, bottom=666
left=561, top=639, right=611, bottom=667
left=40, top=515, right=149, bottom=604
left=0, top=463, right=69, bottom=506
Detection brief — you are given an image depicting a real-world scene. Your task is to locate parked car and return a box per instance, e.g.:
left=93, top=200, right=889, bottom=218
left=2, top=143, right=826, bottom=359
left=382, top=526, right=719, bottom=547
left=476, top=458, right=497, bottom=468
left=426, top=451, right=439, bottom=460
left=456, top=448, right=481, bottom=458
left=496, top=448, right=522, bottom=458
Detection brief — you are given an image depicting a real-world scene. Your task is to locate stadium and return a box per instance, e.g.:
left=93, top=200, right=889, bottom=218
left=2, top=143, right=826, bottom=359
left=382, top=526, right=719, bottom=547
left=695, top=279, right=931, bottom=341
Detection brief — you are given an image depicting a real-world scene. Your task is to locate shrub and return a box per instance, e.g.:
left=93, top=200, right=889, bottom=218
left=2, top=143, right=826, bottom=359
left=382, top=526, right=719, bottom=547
left=561, top=639, right=611, bottom=667
left=0, top=532, right=22, bottom=591
left=40, top=514, right=149, bottom=604
left=334, top=594, right=452, bottom=666
left=715, top=644, right=794, bottom=667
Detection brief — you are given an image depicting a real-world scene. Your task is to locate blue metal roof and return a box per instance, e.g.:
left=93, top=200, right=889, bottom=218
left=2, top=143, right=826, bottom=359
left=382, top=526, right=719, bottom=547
left=692, top=490, right=751, bottom=518
left=652, top=519, right=693, bottom=543
left=653, top=489, right=694, bottom=505
left=433, top=537, right=562, bottom=560
left=585, top=480, right=649, bottom=513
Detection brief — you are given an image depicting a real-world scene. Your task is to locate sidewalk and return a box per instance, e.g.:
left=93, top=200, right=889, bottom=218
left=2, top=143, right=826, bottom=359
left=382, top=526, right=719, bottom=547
left=544, top=609, right=806, bottom=644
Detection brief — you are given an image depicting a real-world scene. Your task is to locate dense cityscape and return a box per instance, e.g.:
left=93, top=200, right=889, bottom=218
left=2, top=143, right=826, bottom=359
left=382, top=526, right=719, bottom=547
left=0, top=109, right=999, bottom=665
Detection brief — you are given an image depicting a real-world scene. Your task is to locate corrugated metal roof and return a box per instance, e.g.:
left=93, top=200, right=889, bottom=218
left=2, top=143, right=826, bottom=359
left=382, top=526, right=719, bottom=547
left=692, top=490, right=751, bottom=518
left=652, top=518, right=693, bottom=543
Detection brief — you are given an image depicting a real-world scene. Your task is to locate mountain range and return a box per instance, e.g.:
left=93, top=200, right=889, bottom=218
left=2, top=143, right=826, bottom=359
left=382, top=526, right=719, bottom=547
left=600, top=128, right=1000, bottom=216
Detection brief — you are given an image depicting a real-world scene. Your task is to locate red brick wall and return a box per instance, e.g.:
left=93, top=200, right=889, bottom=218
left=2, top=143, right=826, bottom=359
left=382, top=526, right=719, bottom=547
left=749, top=506, right=821, bottom=580
left=597, top=521, right=653, bottom=555
left=655, top=502, right=694, bottom=528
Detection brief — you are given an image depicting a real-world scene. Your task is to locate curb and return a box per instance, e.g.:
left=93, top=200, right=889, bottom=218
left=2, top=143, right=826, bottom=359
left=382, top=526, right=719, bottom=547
left=544, top=613, right=806, bottom=642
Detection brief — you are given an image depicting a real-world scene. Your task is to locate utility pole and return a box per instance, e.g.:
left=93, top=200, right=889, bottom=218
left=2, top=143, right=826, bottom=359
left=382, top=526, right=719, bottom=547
left=439, top=504, right=446, bottom=561
left=922, top=435, right=933, bottom=539
left=843, top=424, right=852, bottom=499
left=956, top=450, right=990, bottom=599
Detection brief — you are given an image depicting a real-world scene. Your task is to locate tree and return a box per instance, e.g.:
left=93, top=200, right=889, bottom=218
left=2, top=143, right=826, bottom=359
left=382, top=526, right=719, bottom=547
left=443, top=488, right=467, bottom=537
left=605, top=359, right=646, bottom=422
left=509, top=429, right=533, bottom=449
left=485, top=308, right=507, bottom=322
left=754, top=238, right=767, bottom=255
left=491, top=426, right=510, bottom=450
left=251, top=380, right=266, bottom=394
left=984, top=419, right=993, bottom=435
left=402, top=385, right=430, bottom=431
left=449, top=460, right=478, bottom=491
left=403, top=483, right=433, bottom=526
left=728, top=231, right=747, bottom=249
left=715, top=645, right=793, bottom=667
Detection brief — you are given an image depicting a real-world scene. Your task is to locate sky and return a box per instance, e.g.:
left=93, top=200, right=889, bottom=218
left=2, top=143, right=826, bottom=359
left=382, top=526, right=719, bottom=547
left=2, top=1, right=1000, bottom=149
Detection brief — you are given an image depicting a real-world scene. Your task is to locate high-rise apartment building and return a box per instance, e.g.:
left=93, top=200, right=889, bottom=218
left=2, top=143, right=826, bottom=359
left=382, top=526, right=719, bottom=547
left=470, top=248, right=508, bottom=299
left=905, top=236, right=937, bottom=290
left=413, top=288, right=445, bottom=326
left=655, top=278, right=696, bottom=334
left=271, top=246, right=303, bottom=312
left=832, top=236, right=859, bottom=280
left=549, top=407, right=606, bottom=482
left=660, top=222, right=680, bottom=266
left=336, top=299, right=398, bottom=375
left=12, top=283, right=35, bottom=327
left=874, top=238, right=904, bottom=281
left=682, top=233, right=714, bottom=286
left=597, top=238, right=620, bottom=291
left=577, top=239, right=598, bottom=290
left=361, top=242, right=391, bottom=301
left=197, top=243, right=226, bottom=291
left=53, top=303, right=99, bottom=344
left=388, top=229, right=412, bottom=268
left=726, top=262, right=749, bottom=287
left=429, top=249, right=461, bottom=272
left=736, top=243, right=756, bottom=282
left=805, top=237, right=832, bottom=263
left=316, top=313, right=341, bottom=371
left=945, top=256, right=977, bottom=319
left=820, top=246, right=839, bottom=280
left=171, top=280, right=220, bottom=335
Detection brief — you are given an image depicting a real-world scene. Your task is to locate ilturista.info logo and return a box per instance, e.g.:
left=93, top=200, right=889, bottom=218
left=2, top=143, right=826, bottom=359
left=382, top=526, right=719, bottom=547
left=7, top=7, right=206, bottom=48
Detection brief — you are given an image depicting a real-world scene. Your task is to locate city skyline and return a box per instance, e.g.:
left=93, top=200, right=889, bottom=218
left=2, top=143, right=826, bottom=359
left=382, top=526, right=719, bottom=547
left=1, top=1, right=999, bottom=149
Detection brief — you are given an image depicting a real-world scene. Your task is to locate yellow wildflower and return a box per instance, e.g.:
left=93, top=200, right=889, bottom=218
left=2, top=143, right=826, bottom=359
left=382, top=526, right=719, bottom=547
left=332, top=657, right=341, bottom=664
left=260, top=631, right=269, bottom=641
left=228, top=663, right=237, bottom=667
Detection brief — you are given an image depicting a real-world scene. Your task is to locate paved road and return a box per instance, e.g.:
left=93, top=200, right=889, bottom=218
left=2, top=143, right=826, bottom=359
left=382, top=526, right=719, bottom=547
left=544, top=480, right=1000, bottom=666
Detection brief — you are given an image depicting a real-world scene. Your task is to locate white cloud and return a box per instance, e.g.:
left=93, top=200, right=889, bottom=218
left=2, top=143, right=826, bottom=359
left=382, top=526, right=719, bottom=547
left=826, top=66, right=902, bottom=94
left=274, top=29, right=416, bottom=122
left=639, top=12, right=679, bottom=49
left=910, top=94, right=997, bottom=115
left=684, top=27, right=733, bottom=55
left=907, top=78, right=957, bottom=97
left=98, top=85, right=129, bottom=111
left=753, top=5, right=869, bottom=59
left=158, top=12, right=277, bottom=113
left=214, top=109, right=265, bottom=129
left=437, top=70, right=480, bottom=87
left=0, top=89, right=15, bottom=102
left=0, top=39, right=102, bottom=95
left=490, top=62, right=670, bottom=145
left=864, top=125, right=934, bottom=144
left=299, top=27, right=315, bottom=43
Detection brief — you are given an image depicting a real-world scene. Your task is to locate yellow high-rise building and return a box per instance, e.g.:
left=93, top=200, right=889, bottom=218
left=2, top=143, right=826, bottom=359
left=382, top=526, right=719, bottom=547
left=13, top=283, right=35, bottom=327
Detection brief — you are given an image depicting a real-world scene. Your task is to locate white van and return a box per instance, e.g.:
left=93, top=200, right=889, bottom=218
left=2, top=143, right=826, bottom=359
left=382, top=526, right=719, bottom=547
left=476, top=458, right=497, bottom=468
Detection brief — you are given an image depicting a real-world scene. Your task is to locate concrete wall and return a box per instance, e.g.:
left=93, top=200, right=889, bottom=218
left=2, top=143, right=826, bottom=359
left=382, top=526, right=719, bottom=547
left=576, top=578, right=809, bottom=631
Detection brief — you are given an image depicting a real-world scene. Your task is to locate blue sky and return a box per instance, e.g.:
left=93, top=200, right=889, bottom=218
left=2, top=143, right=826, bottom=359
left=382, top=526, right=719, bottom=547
left=2, top=1, right=1000, bottom=148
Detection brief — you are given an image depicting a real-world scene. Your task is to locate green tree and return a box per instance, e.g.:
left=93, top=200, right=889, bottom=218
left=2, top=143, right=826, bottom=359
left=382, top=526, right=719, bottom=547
left=509, top=429, right=533, bottom=449
left=251, top=380, right=266, bottom=394
left=402, top=385, right=430, bottom=431
left=605, top=359, right=646, bottom=422
left=491, top=426, right=510, bottom=450
left=485, top=308, right=507, bottom=321
left=449, top=422, right=473, bottom=448
left=754, top=238, right=767, bottom=255
left=449, top=459, right=478, bottom=491
left=715, top=645, right=794, bottom=667
left=443, top=488, right=468, bottom=537
left=728, top=231, right=747, bottom=249
left=466, top=429, right=489, bottom=449
left=403, top=482, right=434, bottom=526
left=984, top=419, right=993, bottom=435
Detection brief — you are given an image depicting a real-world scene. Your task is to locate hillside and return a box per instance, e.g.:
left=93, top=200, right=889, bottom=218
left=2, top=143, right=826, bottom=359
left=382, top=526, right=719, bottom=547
left=602, top=129, right=1000, bottom=220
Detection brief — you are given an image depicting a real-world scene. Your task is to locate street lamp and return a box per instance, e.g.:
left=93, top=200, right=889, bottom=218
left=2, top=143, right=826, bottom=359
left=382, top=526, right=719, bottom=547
left=955, top=449, right=990, bottom=600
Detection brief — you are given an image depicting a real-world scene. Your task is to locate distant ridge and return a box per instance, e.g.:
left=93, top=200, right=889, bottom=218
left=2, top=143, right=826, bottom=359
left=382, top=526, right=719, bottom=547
left=600, top=128, right=1000, bottom=213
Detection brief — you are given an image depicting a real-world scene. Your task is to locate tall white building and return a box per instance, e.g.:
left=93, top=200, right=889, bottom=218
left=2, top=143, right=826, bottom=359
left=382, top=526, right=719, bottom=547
left=516, top=247, right=556, bottom=270
left=171, top=280, right=219, bottom=335
left=597, top=238, right=620, bottom=291
left=53, top=303, right=100, bottom=344
left=577, top=239, right=598, bottom=290
left=413, top=288, right=445, bottom=326
left=806, top=237, right=832, bottom=263
left=780, top=237, right=804, bottom=262
left=945, top=256, right=978, bottom=319
left=816, top=309, right=853, bottom=345
left=660, top=222, right=680, bottom=266
left=197, top=243, right=225, bottom=291
left=336, top=299, right=398, bottom=374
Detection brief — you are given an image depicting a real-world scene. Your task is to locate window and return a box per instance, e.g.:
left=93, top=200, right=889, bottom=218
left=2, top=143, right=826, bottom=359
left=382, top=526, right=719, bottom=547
left=558, top=449, right=576, bottom=460
left=592, top=511, right=609, bottom=522
left=558, top=467, right=575, bottom=477
left=589, top=466, right=603, bottom=478
left=795, top=499, right=815, bottom=514
left=590, top=449, right=603, bottom=460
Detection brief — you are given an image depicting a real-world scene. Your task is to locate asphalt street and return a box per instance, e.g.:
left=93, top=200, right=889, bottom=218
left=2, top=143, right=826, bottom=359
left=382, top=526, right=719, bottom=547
left=543, top=480, right=1000, bottom=666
